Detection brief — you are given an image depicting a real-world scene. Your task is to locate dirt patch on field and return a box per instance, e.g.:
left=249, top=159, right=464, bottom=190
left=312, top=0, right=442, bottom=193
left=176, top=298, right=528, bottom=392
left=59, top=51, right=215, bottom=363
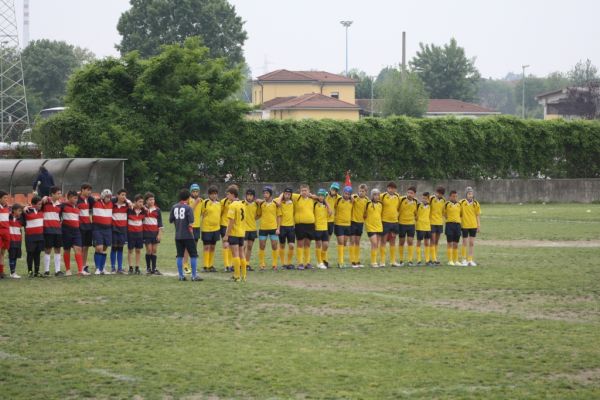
left=548, top=368, right=600, bottom=385
left=256, top=302, right=365, bottom=316
left=478, top=239, right=600, bottom=248
left=276, top=279, right=408, bottom=294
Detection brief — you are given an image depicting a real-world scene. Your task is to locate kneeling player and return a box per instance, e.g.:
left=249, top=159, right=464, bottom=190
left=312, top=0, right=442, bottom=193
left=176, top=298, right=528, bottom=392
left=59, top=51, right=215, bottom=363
left=170, top=189, right=202, bottom=281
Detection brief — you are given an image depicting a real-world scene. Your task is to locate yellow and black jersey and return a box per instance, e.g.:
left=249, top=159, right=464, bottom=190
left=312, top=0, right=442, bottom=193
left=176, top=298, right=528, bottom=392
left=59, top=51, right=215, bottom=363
left=399, top=196, right=417, bottom=225
left=444, top=201, right=461, bottom=224
left=188, top=197, right=203, bottom=228
left=364, top=201, right=383, bottom=233
left=460, top=199, right=481, bottom=229
left=219, top=198, right=232, bottom=227
left=279, top=200, right=295, bottom=227
left=291, top=193, right=315, bottom=224
left=259, top=201, right=278, bottom=230
left=415, top=203, right=431, bottom=231
left=314, top=202, right=329, bottom=231
left=334, top=197, right=353, bottom=226
left=200, top=199, right=221, bottom=232
left=380, top=192, right=400, bottom=223
left=325, top=193, right=341, bottom=222
left=242, top=200, right=261, bottom=232
left=429, top=195, right=446, bottom=226
left=351, top=194, right=369, bottom=223
left=226, top=200, right=245, bottom=237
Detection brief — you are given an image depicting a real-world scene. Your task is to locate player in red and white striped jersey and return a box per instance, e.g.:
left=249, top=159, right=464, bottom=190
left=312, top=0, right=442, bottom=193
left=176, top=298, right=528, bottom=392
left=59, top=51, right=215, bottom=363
left=127, top=195, right=146, bottom=275
left=24, top=196, right=45, bottom=277
left=0, top=190, right=10, bottom=279
left=8, top=203, right=24, bottom=279
left=111, top=189, right=130, bottom=274
left=42, top=186, right=64, bottom=277
left=143, top=192, right=163, bottom=275
left=77, top=183, right=95, bottom=273
left=92, top=189, right=114, bottom=274
left=61, top=191, right=88, bottom=276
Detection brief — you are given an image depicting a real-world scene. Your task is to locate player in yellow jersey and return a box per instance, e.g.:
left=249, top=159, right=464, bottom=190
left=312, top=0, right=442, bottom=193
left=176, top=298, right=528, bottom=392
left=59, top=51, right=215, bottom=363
left=415, top=192, right=432, bottom=266
left=350, top=184, right=369, bottom=268
left=223, top=186, right=246, bottom=282
left=380, top=182, right=401, bottom=267
left=325, top=182, right=341, bottom=236
left=364, top=188, right=383, bottom=268
left=429, top=186, right=446, bottom=265
left=183, top=183, right=202, bottom=274
left=398, top=186, right=418, bottom=266
left=459, top=187, right=481, bottom=266
left=290, top=184, right=319, bottom=270
left=242, top=189, right=261, bottom=272
left=219, top=185, right=236, bottom=272
left=313, top=189, right=331, bottom=269
left=200, top=186, right=221, bottom=272
left=334, top=186, right=354, bottom=268
left=443, top=190, right=462, bottom=266
left=276, top=188, right=296, bottom=269
left=258, top=186, right=280, bottom=270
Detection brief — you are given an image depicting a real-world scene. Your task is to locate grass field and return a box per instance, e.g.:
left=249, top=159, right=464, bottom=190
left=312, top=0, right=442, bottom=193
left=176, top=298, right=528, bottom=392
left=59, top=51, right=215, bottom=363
left=1, top=203, right=599, bottom=399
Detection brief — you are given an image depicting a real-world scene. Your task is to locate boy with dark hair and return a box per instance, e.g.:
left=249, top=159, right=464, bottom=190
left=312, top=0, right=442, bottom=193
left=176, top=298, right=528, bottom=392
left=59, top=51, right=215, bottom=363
left=170, top=189, right=202, bottom=281
left=350, top=184, right=369, bottom=267
left=364, top=189, right=383, bottom=268
left=8, top=203, right=24, bottom=278
left=92, top=189, right=114, bottom=274
left=380, top=182, right=400, bottom=267
left=61, top=190, right=87, bottom=276
left=185, top=183, right=203, bottom=274
left=258, top=186, right=279, bottom=270
left=110, top=188, right=129, bottom=274
left=143, top=192, right=163, bottom=275
left=334, top=186, right=354, bottom=268
left=78, top=183, right=95, bottom=273
left=42, top=186, right=63, bottom=276
left=415, top=192, right=432, bottom=266
left=127, top=194, right=146, bottom=275
left=398, top=186, right=418, bottom=266
left=223, top=185, right=246, bottom=281
left=444, top=190, right=462, bottom=266
left=200, top=186, right=220, bottom=272
left=324, top=182, right=341, bottom=267
left=429, top=186, right=446, bottom=265
left=277, top=188, right=296, bottom=269
left=24, top=196, right=45, bottom=277
left=243, top=188, right=261, bottom=272
left=460, top=187, right=481, bottom=266
left=0, top=190, right=10, bottom=278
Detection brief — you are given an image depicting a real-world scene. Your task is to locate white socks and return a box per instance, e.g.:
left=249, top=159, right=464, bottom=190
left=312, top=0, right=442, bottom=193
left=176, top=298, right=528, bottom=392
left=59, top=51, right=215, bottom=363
left=44, top=253, right=51, bottom=272
left=54, top=253, right=61, bottom=273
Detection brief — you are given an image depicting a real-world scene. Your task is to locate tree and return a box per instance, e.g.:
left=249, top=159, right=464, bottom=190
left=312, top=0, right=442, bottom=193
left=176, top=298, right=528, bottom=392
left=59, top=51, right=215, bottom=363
left=477, top=78, right=517, bottom=115
left=568, top=59, right=599, bottom=86
left=117, top=0, right=247, bottom=65
left=409, top=38, right=480, bottom=101
left=34, top=37, right=248, bottom=204
left=513, top=72, right=570, bottom=118
left=347, top=69, right=374, bottom=99
left=379, top=69, right=429, bottom=117
left=21, top=39, right=95, bottom=116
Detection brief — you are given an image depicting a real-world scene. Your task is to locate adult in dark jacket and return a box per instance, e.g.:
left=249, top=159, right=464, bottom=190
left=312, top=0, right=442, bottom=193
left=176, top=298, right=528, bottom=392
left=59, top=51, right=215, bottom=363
left=33, top=166, right=55, bottom=197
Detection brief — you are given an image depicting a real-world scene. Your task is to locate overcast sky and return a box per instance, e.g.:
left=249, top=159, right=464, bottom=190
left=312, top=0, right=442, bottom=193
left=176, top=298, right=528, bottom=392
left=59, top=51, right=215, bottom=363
left=17, top=0, right=600, bottom=79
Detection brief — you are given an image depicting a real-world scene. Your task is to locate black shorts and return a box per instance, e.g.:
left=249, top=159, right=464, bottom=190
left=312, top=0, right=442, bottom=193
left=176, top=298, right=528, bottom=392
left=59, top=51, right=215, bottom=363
left=279, top=226, right=295, bottom=244
left=367, top=232, right=383, bottom=238
left=228, top=236, right=244, bottom=247
left=382, top=222, right=400, bottom=235
left=202, top=230, right=220, bottom=245
left=350, top=222, right=364, bottom=236
left=334, top=225, right=351, bottom=237
left=44, top=233, right=62, bottom=249
left=175, top=239, right=198, bottom=258
left=112, top=231, right=127, bottom=247
left=258, top=229, right=277, bottom=240
left=9, top=247, right=22, bottom=259
left=416, top=230, right=432, bottom=241
left=80, top=229, right=93, bottom=247
left=193, top=228, right=201, bottom=242
left=313, top=230, right=329, bottom=242
left=62, top=228, right=82, bottom=249
left=327, top=222, right=334, bottom=236
left=295, top=223, right=314, bottom=240
left=431, top=225, right=443, bottom=235
left=143, top=232, right=160, bottom=245
left=462, top=228, right=478, bottom=238
left=26, top=240, right=45, bottom=253
left=128, top=237, right=144, bottom=250
left=220, top=226, right=228, bottom=238
left=399, top=224, right=416, bottom=238
left=445, top=222, right=461, bottom=243
left=245, top=231, right=258, bottom=241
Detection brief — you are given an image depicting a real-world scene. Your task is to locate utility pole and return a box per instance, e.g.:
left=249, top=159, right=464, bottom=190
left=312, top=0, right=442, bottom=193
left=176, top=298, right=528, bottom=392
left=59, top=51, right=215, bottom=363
left=340, top=21, right=353, bottom=76
left=370, top=76, right=374, bottom=117
left=402, top=31, right=406, bottom=73
left=522, top=65, right=530, bottom=119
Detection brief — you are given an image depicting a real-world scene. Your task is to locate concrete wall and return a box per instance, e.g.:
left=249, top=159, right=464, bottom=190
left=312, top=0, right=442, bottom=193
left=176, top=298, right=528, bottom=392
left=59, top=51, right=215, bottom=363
left=205, top=179, right=600, bottom=203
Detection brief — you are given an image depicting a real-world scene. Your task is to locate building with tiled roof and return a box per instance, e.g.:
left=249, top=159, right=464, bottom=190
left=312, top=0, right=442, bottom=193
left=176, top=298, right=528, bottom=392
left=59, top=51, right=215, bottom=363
left=356, top=98, right=500, bottom=118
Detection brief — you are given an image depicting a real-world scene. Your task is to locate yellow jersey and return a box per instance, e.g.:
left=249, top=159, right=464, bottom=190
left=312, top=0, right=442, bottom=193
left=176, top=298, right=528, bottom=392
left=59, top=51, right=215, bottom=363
left=398, top=196, right=417, bottom=225
left=242, top=200, right=261, bottom=232
left=415, top=203, right=431, bottom=231
left=226, top=200, right=245, bottom=237
left=314, top=202, right=329, bottom=231
left=460, top=199, right=481, bottom=229
left=188, top=196, right=203, bottom=228
left=325, top=193, right=341, bottom=222
left=200, top=199, right=221, bottom=232
left=219, top=198, right=232, bottom=227
left=364, top=201, right=383, bottom=233
left=429, top=195, right=446, bottom=226
left=351, top=195, right=369, bottom=223
left=291, top=193, right=315, bottom=224
left=334, top=197, right=353, bottom=226
left=444, top=201, right=461, bottom=224
left=259, top=201, right=278, bottom=230
left=380, top=192, right=400, bottom=223
left=279, top=200, right=295, bottom=227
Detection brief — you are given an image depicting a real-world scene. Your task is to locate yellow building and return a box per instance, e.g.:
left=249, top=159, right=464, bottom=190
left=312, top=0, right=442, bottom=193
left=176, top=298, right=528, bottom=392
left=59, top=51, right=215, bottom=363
left=251, top=69, right=359, bottom=121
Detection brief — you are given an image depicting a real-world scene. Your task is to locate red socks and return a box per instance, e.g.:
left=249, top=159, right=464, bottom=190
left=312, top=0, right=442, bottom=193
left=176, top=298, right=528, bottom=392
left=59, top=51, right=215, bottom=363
left=0, top=264, right=3, bottom=274
left=63, top=252, right=71, bottom=271
left=75, top=254, right=83, bottom=273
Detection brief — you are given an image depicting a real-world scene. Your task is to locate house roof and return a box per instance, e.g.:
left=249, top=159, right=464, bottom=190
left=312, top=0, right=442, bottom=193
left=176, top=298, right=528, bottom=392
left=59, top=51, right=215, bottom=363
left=257, top=69, right=356, bottom=84
left=427, top=99, right=499, bottom=114
left=263, top=93, right=360, bottom=110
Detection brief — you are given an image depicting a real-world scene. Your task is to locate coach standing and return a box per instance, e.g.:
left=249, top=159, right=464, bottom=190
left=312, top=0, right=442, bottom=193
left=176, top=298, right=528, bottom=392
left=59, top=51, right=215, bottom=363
left=33, top=166, right=55, bottom=197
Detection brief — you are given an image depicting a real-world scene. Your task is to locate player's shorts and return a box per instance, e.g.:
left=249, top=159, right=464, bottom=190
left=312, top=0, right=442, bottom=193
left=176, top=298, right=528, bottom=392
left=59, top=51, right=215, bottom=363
left=44, top=233, right=63, bottom=249
left=193, top=228, right=201, bottom=242
left=462, top=228, right=478, bottom=238
left=143, top=232, right=160, bottom=245
left=399, top=224, right=416, bottom=238
left=201, top=230, right=220, bottom=245
left=416, top=230, right=432, bottom=241
left=93, top=228, right=112, bottom=247
left=227, top=236, right=244, bottom=247
left=112, top=231, right=127, bottom=247
left=245, top=231, right=258, bottom=241
left=430, top=225, right=443, bottom=235
left=367, top=231, right=383, bottom=237
left=279, top=226, right=295, bottom=244
left=127, top=236, right=144, bottom=249
left=350, top=222, right=364, bottom=236
left=62, top=227, right=82, bottom=249
left=445, top=222, right=461, bottom=243
left=313, top=230, right=329, bottom=242
left=25, top=239, right=45, bottom=253
left=327, top=222, right=334, bottom=236
left=0, top=230, right=9, bottom=250
left=175, top=239, right=198, bottom=258
left=295, top=223, right=314, bottom=240
left=220, top=225, right=228, bottom=239
left=9, top=246, right=22, bottom=260
left=334, top=224, right=351, bottom=237
left=258, top=229, right=278, bottom=241
left=80, top=229, right=93, bottom=247
left=382, top=222, right=400, bottom=235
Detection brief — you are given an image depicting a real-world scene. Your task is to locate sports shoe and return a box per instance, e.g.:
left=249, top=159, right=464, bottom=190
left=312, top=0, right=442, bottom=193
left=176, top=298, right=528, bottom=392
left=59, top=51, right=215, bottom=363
left=55, top=271, right=64, bottom=277
left=461, top=260, right=468, bottom=267
left=34, top=272, right=43, bottom=278
left=468, top=261, right=477, bottom=267
left=417, top=261, right=422, bottom=266
left=297, top=264, right=305, bottom=270
left=357, top=263, right=364, bottom=268
left=209, top=267, right=217, bottom=273
left=28, top=270, right=34, bottom=278
left=184, top=265, right=192, bottom=275
left=10, top=273, right=21, bottom=279
left=246, top=265, right=254, bottom=272
left=95, top=269, right=101, bottom=275
left=351, top=264, right=360, bottom=269
left=116, top=269, right=125, bottom=275
left=447, top=261, right=455, bottom=266
left=407, top=261, right=414, bottom=267
left=435, top=260, right=441, bottom=265
left=317, top=263, right=327, bottom=270
left=135, top=266, right=141, bottom=275
left=379, top=263, right=386, bottom=268
left=191, top=276, right=204, bottom=282
left=391, top=262, right=402, bottom=267
left=323, top=261, right=329, bottom=268
left=178, top=276, right=187, bottom=281
left=128, top=266, right=134, bottom=275
left=44, top=271, right=50, bottom=277
left=79, top=270, right=91, bottom=276
left=65, top=270, right=72, bottom=276
left=83, top=266, right=89, bottom=273
left=225, top=266, right=232, bottom=273
left=153, top=269, right=162, bottom=276
left=231, top=276, right=240, bottom=282
left=110, top=267, right=116, bottom=274
left=288, top=265, right=296, bottom=270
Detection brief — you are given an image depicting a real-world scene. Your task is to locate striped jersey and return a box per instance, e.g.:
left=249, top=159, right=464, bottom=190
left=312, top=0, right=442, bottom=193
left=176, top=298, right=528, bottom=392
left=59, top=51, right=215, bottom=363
left=127, top=208, right=146, bottom=238
left=60, top=202, right=80, bottom=229
left=143, top=207, right=163, bottom=236
left=24, top=208, right=44, bottom=242
left=42, top=201, right=62, bottom=234
left=77, top=195, right=95, bottom=231
left=0, top=204, right=10, bottom=232
left=93, top=199, right=113, bottom=229
left=112, top=201, right=128, bottom=233
left=9, top=214, right=23, bottom=247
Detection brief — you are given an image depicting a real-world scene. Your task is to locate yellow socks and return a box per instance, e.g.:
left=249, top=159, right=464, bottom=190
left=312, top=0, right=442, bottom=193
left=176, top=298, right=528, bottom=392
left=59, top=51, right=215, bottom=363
left=304, top=247, right=311, bottom=265
left=416, top=246, right=422, bottom=262
left=337, top=245, right=345, bottom=264
left=447, top=247, right=452, bottom=261
left=380, top=246, right=386, bottom=265
left=354, top=245, right=360, bottom=264
left=431, top=246, right=437, bottom=261
left=223, top=247, right=230, bottom=267
left=370, top=249, right=377, bottom=265
left=453, top=248, right=459, bottom=263
left=389, top=245, right=396, bottom=264
left=279, top=248, right=285, bottom=265
left=407, top=245, right=414, bottom=262
left=461, top=245, right=467, bottom=259
left=321, top=248, right=328, bottom=264
left=424, top=246, right=430, bottom=263
left=296, top=247, right=304, bottom=265
left=287, top=248, right=294, bottom=265
left=272, top=249, right=279, bottom=267
left=259, top=249, right=265, bottom=268
left=398, top=245, right=404, bottom=262
left=467, top=255, right=473, bottom=262
left=208, top=251, right=215, bottom=267
left=316, top=247, right=323, bottom=264
left=232, top=257, right=240, bottom=279
left=240, top=257, right=247, bottom=271
left=241, top=258, right=247, bottom=280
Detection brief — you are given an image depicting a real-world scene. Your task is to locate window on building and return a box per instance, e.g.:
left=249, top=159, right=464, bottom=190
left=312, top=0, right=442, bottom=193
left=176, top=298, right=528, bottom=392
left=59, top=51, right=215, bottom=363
left=331, top=92, right=339, bottom=99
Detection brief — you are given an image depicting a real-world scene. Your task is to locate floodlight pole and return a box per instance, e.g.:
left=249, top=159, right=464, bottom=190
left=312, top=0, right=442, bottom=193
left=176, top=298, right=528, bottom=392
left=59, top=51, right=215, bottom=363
left=522, top=65, right=530, bottom=119
left=340, top=21, right=353, bottom=76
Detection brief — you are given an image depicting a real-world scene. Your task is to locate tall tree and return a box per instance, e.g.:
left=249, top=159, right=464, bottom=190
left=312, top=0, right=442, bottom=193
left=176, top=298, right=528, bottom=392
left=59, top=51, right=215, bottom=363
left=568, top=59, right=599, bottom=86
left=379, top=69, right=429, bottom=117
left=117, top=0, right=247, bottom=65
left=409, top=38, right=480, bottom=101
left=347, top=69, right=374, bottom=99
left=477, top=78, right=517, bottom=115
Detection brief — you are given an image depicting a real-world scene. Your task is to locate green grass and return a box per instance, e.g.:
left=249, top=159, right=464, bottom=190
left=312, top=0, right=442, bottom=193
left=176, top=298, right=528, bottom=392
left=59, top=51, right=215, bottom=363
left=0, top=204, right=599, bottom=399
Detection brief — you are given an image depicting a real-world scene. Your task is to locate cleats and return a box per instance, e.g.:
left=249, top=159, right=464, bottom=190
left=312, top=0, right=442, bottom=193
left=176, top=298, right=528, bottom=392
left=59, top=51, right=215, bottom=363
left=128, top=266, right=134, bottom=275
left=305, top=264, right=313, bottom=270
left=468, top=261, right=477, bottom=267
left=55, top=271, right=64, bottom=277
left=297, top=264, right=305, bottom=270
left=44, top=271, right=50, bottom=277
left=153, top=269, right=162, bottom=276
left=79, top=270, right=90, bottom=276
left=83, top=266, right=89, bottom=273
left=95, top=269, right=101, bottom=275
left=135, top=266, right=141, bottom=275
left=10, top=273, right=21, bottom=279
left=28, top=270, right=34, bottom=278
left=34, top=272, right=43, bottom=278
left=191, top=276, right=204, bottom=281
left=447, top=261, right=455, bottom=266
left=461, top=260, right=468, bottom=267
left=317, top=263, right=327, bottom=269
left=417, top=261, right=422, bottom=266
left=407, top=261, right=414, bottom=267
left=246, top=265, right=254, bottom=272
left=209, top=267, right=217, bottom=273
left=371, top=263, right=379, bottom=268
left=351, top=264, right=360, bottom=269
